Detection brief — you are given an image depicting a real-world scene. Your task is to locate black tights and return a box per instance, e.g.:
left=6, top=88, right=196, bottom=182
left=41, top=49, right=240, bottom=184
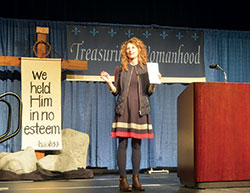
left=117, top=137, right=142, bottom=176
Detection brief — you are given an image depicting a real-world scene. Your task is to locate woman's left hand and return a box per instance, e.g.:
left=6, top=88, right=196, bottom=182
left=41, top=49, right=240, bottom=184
left=158, top=73, right=162, bottom=80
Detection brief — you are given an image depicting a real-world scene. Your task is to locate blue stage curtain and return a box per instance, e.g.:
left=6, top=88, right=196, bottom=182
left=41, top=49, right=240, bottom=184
left=0, top=18, right=250, bottom=169
left=61, top=81, right=187, bottom=169
left=204, top=29, right=250, bottom=82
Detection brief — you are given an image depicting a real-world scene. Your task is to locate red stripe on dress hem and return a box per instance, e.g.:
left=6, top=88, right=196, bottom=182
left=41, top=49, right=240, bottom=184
left=110, top=131, right=154, bottom=139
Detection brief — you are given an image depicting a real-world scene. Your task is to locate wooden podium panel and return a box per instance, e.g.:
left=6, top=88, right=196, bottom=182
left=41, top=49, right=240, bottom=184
left=177, top=82, right=250, bottom=188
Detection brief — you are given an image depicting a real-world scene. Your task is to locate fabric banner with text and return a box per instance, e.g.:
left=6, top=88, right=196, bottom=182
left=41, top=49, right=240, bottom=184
left=21, top=57, right=62, bottom=150
left=66, top=25, right=205, bottom=83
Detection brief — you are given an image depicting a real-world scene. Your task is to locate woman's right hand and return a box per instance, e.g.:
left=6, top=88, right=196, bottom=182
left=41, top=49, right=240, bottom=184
left=100, top=71, right=111, bottom=83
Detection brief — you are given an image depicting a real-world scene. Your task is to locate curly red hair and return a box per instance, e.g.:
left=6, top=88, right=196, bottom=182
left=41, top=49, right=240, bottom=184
left=120, top=37, right=148, bottom=71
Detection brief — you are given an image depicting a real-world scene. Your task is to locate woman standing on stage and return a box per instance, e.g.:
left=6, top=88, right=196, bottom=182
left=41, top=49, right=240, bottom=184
left=100, top=37, right=160, bottom=192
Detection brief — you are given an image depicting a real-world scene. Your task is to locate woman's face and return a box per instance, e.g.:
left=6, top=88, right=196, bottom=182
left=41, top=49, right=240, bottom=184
left=126, top=43, right=139, bottom=60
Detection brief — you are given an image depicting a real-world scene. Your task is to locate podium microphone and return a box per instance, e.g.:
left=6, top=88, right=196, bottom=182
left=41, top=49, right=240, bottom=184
left=209, top=64, right=227, bottom=82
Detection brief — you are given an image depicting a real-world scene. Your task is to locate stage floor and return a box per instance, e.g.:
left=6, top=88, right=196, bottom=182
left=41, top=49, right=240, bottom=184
left=1, top=172, right=250, bottom=193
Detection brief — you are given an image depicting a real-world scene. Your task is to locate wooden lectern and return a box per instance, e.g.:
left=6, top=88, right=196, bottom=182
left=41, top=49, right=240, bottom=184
left=177, top=82, right=250, bottom=188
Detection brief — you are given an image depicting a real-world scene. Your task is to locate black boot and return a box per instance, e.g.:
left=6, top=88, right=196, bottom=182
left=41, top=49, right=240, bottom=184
left=119, top=175, right=132, bottom=192
left=132, top=174, right=145, bottom=191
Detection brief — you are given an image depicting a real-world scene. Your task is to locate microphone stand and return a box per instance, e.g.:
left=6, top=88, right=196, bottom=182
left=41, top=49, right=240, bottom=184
left=216, top=65, right=227, bottom=82
left=210, top=64, right=227, bottom=82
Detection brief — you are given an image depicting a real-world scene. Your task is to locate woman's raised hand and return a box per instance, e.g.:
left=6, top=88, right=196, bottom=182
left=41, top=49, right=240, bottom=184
left=100, top=71, right=111, bottom=83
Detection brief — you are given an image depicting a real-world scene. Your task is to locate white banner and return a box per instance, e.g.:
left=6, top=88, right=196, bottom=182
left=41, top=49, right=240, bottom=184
left=21, top=57, right=62, bottom=150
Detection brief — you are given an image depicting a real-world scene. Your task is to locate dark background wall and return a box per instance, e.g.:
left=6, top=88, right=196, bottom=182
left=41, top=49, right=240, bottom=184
left=0, top=0, right=249, bottom=31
